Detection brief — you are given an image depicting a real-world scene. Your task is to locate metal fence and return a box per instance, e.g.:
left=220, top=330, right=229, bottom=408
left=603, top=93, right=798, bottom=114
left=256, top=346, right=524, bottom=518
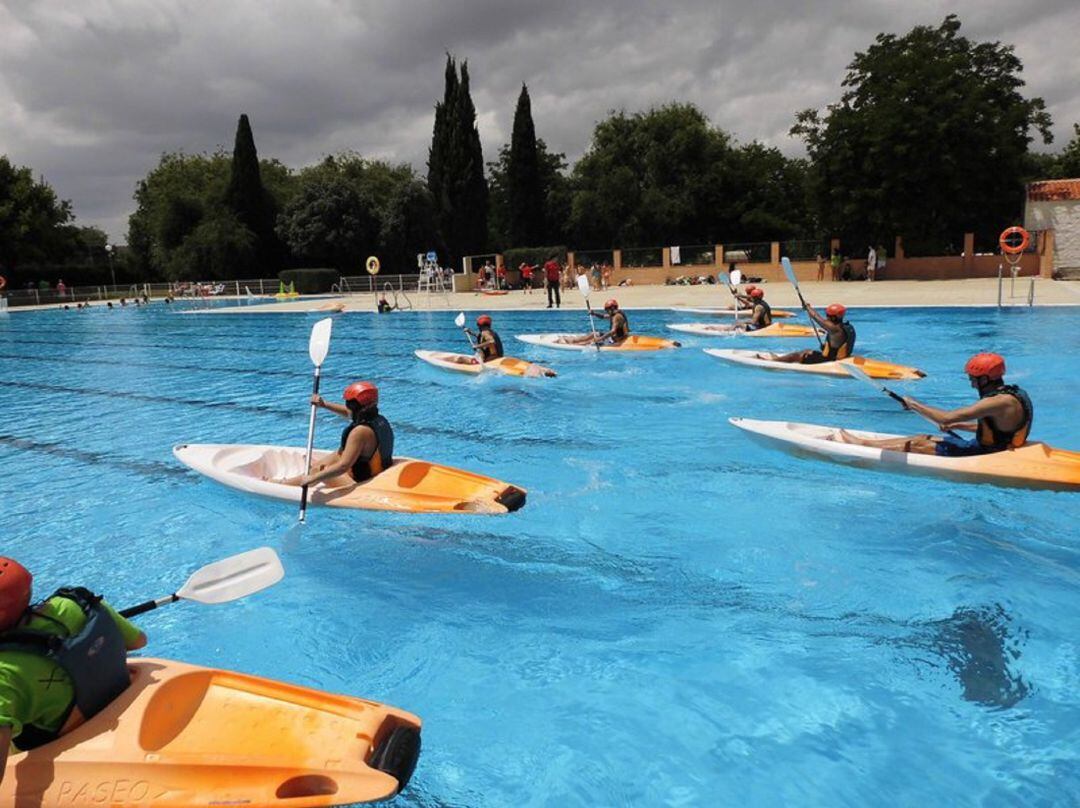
left=620, top=247, right=663, bottom=268
left=721, top=241, right=772, bottom=264
left=780, top=239, right=827, bottom=261
left=573, top=249, right=615, bottom=267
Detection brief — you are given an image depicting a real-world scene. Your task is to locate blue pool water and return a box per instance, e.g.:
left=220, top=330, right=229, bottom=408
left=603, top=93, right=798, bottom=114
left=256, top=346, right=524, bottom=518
left=1, top=303, right=1078, bottom=806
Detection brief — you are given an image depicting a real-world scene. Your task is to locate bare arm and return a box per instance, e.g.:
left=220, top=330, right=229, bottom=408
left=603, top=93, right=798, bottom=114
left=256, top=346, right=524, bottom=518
left=311, top=395, right=350, bottom=419
left=298, top=425, right=370, bottom=487
left=903, top=396, right=1014, bottom=432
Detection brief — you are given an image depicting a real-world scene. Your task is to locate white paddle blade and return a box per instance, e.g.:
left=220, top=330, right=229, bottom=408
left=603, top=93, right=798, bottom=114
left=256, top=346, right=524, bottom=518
left=781, top=257, right=798, bottom=288
left=177, top=547, right=285, bottom=605
left=576, top=273, right=591, bottom=298
left=729, top=269, right=742, bottom=286
left=308, top=318, right=334, bottom=367
left=842, top=362, right=887, bottom=393
left=454, top=312, right=466, bottom=328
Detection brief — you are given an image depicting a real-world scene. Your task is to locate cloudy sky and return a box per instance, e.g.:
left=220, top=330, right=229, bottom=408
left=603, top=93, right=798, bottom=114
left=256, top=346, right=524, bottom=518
left=2, top=0, right=1078, bottom=242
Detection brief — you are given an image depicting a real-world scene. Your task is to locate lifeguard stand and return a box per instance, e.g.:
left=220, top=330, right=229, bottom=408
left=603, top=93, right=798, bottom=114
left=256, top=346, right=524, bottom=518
left=417, top=250, right=449, bottom=298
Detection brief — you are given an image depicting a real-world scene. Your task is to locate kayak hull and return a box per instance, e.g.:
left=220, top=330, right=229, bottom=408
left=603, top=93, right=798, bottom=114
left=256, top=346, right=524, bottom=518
left=729, top=418, right=1080, bottom=491
left=414, top=349, right=556, bottom=377
left=667, top=322, right=815, bottom=338
left=0, top=658, right=421, bottom=807
left=705, top=349, right=925, bottom=380
left=515, top=334, right=680, bottom=351
left=173, top=443, right=526, bottom=513
left=669, top=306, right=795, bottom=318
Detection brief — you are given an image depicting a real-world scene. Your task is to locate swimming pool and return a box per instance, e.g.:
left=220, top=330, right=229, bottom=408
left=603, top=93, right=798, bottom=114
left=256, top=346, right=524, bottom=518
left=1, top=303, right=1077, bottom=806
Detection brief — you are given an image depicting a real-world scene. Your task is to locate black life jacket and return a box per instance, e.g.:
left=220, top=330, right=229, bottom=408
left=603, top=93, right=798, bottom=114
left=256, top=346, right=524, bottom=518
left=822, top=321, right=856, bottom=360
left=612, top=311, right=630, bottom=340
left=340, top=414, right=395, bottom=482
left=478, top=328, right=504, bottom=360
left=753, top=300, right=772, bottom=327
left=976, top=385, right=1033, bottom=450
left=0, top=587, right=130, bottom=750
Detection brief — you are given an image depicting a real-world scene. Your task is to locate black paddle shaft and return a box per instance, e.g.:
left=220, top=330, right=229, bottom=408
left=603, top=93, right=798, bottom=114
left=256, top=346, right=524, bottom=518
left=299, top=370, right=323, bottom=517
left=120, top=593, right=178, bottom=619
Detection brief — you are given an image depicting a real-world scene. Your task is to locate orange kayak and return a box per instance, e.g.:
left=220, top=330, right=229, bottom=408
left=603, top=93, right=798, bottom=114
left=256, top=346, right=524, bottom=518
left=0, top=658, right=421, bottom=807
left=414, top=349, right=556, bottom=377
left=515, top=334, right=680, bottom=351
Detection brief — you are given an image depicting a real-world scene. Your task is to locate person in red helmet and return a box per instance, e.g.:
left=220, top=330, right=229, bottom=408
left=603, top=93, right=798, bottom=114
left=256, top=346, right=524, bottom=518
left=733, top=286, right=773, bottom=330
left=465, top=314, right=504, bottom=361
left=277, top=381, right=395, bottom=487
left=835, top=353, right=1034, bottom=456
left=0, top=558, right=146, bottom=774
left=578, top=298, right=630, bottom=345
left=772, top=302, right=856, bottom=363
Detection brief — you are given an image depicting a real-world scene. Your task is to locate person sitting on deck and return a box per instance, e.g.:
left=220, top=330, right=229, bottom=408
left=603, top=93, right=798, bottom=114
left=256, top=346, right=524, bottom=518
left=466, top=315, right=504, bottom=361
left=833, top=353, right=1033, bottom=457
left=277, top=382, right=395, bottom=486
left=771, top=303, right=855, bottom=364
left=0, top=558, right=147, bottom=780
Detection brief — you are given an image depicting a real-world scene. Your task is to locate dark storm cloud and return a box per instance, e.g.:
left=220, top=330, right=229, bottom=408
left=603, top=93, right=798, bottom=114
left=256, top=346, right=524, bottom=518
left=1, top=0, right=1077, bottom=241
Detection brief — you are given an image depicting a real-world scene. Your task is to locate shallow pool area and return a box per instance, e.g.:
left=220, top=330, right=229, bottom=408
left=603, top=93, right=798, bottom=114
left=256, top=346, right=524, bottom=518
left=1, top=303, right=1078, bottom=806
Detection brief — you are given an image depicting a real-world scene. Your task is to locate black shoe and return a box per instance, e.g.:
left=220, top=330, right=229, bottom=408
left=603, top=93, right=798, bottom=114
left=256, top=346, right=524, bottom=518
left=547, top=304, right=552, bottom=308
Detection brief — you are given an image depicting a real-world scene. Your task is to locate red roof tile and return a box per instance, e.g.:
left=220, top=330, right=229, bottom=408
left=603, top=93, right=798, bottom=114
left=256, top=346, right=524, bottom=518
left=1027, top=179, right=1080, bottom=201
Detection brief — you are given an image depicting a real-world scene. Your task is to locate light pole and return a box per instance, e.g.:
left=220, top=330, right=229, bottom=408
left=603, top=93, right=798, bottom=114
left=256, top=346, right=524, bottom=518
left=105, top=244, right=116, bottom=290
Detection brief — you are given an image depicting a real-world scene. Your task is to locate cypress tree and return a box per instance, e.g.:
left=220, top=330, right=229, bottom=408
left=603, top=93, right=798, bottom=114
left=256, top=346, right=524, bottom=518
left=225, top=113, right=280, bottom=273
left=427, top=55, right=488, bottom=270
left=507, top=84, right=543, bottom=247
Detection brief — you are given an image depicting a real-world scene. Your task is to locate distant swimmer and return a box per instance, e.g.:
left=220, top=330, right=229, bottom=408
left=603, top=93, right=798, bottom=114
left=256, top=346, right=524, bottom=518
left=834, top=353, right=1033, bottom=457
left=771, top=303, right=854, bottom=363
left=275, top=382, right=394, bottom=486
left=466, top=314, right=504, bottom=360
left=377, top=296, right=393, bottom=313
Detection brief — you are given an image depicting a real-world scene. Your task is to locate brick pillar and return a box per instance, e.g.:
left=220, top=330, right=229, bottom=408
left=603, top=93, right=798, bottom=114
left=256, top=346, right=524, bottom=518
left=613, top=249, right=622, bottom=270
left=567, top=251, right=575, bottom=269
left=662, top=247, right=671, bottom=269
left=1039, top=230, right=1055, bottom=278
left=962, top=233, right=975, bottom=275
left=770, top=242, right=780, bottom=264
left=715, top=244, right=724, bottom=269
left=894, top=236, right=904, bottom=260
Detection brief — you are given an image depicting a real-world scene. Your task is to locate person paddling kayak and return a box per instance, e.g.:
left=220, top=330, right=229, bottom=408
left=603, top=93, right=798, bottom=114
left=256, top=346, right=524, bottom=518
left=735, top=287, right=773, bottom=331
left=277, top=382, right=394, bottom=486
left=0, top=558, right=147, bottom=774
left=771, top=303, right=855, bottom=363
left=835, top=353, right=1033, bottom=456
left=575, top=298, right=630, bottom=345
left=466, top=315, right=504, bottom=361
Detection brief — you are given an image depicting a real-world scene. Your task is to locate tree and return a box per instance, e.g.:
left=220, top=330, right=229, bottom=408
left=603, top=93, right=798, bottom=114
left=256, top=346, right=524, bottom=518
left=0, top=156, right=74, bottom=272
left=1058, top=124, right=1080, bottom=178
left=792, top=15, right=1053, bottom=252
left=225, top=114, right=284, bottom=272
left=488, top=137, right=570, bottom=249
left=507, top=84, right=544, bottom=247
left=427, top=55, right=489, bottom=270
left=276, top=177, right=381, bottom=271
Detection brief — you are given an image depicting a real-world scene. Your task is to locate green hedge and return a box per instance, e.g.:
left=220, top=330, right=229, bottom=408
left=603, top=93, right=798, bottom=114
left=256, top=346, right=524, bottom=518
left=502, top=245, right=567, bottom=270
left=278, top=268, right=340, bottom=294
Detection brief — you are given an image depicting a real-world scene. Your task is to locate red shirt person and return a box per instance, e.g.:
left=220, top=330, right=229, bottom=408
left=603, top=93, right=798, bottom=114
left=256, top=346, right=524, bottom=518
left=543, top=258, right=561, bottom=308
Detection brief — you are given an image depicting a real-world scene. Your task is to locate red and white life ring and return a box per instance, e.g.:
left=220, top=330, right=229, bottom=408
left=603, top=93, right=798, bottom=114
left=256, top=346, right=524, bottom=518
left=999, top=226, right=1030, bottom=255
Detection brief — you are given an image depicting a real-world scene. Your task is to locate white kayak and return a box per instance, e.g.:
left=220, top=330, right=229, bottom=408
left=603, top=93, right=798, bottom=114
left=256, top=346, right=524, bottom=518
left=414, top=350, right=556, bottom=377
left=669, top=306, right=795, bottom=318
left=173, top=443, right=526, bottom=513
left=667, top=322, right=815, bottom=338
left=728, top=418, right=1080, bottom=491
left=515, top=334, right=680, bottom=351
left=704, top=349, right=925, bottom=380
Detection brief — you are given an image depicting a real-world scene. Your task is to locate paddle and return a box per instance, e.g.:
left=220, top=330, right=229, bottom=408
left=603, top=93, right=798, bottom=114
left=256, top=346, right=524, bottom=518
left=120, top=547, right=284, bottom=618
left=455, top=311, right=485, bottom=362
left=843, top=363, right=962, bottom=438
left=577, top=273, right=601, bottom=350
left=727, top=268, right=743, bottom=326
left=299, top=317, right=334, bottom=523
left=781, top=257, right=824, bottom=349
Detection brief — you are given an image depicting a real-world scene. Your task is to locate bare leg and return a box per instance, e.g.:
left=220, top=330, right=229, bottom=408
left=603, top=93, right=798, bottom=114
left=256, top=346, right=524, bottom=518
left=832, top=429, right=939, bottom=454
left=772, top=349, right=812, bottom=364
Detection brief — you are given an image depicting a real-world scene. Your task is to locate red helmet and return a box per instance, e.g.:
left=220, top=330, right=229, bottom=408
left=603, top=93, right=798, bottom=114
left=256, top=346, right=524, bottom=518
left=343, top=381, right=378, bottom=407
left=826, top=303, right=846, bottom=318
left=964, top=352, right=1005, bottom=380
left=477, top=315, right=492, bottom=327
left=745, top=284, right=758, bottom=293
left=0, top=557, right=32, bottom=630
left=604, top=299, right=618, bottom=310
left=749, top=288, right=764, bottom=298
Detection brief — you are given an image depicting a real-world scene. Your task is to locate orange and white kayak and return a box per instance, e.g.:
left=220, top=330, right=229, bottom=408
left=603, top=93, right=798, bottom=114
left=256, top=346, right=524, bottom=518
left=667, top=322, right=816, bottom=338
left=669, top=306, right=795, bottom=318
left=0, top=658, right=421, bottom=807
left=174, top=443, right=526, bottom=513
left=729, top=418, right=1080, bottom=491
left=705, top=349, right=925, bottom=380
left=515, top=334, right=680, bottom=351
left=415, top=349, right=556, bottom=377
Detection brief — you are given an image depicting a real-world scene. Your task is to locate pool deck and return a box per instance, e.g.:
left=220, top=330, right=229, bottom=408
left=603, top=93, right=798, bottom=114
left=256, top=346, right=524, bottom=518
left=7, top=277, right=1080, bottom=314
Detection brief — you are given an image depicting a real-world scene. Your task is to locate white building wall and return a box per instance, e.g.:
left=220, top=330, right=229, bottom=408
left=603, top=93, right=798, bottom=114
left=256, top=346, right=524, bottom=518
left=1026, top=200, right=1080, bottom=271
